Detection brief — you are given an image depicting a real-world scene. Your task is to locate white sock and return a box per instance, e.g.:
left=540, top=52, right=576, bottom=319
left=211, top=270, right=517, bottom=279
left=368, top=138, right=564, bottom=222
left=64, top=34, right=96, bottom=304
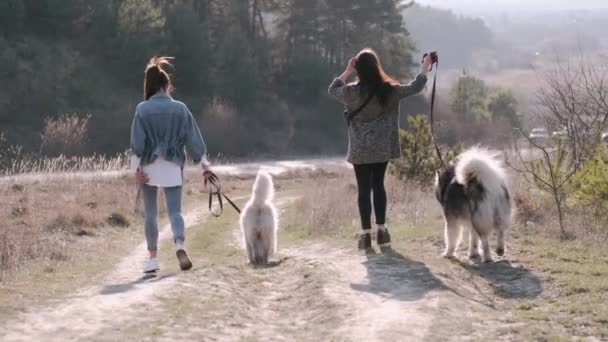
left=176, top=241, right=185, bottom=250
left=361, top=229, right=371, bottom=235
left=377, top=224, right=387, bottom=231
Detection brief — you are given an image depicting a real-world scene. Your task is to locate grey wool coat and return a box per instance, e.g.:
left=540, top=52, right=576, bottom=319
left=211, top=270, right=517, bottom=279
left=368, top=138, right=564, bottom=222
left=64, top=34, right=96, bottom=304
left=328, top=74, right=428, bottom=165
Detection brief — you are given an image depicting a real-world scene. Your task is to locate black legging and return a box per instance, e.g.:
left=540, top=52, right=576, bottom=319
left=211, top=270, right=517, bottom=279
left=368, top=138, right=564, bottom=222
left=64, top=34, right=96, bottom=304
left=353, top=162, right=388, bottom=230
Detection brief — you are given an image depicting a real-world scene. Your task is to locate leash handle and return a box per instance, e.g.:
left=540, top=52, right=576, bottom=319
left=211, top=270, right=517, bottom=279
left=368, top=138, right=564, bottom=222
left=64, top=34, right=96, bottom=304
left=205, top=171, right=241, bottom=217
left=206, top=171, right=223, bottom=217
left=429, top=60, right=447, bottom=170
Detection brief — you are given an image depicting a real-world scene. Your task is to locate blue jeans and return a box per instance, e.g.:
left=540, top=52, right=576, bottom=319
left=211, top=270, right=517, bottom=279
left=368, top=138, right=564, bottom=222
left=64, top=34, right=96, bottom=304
left=142, top=185, right=185, bottom=252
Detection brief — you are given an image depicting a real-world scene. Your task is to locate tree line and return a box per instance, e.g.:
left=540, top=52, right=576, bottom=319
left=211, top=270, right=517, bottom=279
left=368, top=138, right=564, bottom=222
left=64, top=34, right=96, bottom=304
left=0, top=0, right=421, bottom=159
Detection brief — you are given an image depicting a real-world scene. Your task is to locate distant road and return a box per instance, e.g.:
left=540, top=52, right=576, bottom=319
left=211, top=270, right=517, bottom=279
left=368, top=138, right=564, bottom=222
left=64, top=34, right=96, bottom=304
left=0, top=158, right=350, bottom=184
left=1, top=147, right=544, bottom=185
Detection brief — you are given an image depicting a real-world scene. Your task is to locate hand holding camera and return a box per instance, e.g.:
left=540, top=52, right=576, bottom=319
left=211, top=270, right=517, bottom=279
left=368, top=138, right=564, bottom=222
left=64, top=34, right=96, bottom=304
left=422, top=51, right=438, bottom=73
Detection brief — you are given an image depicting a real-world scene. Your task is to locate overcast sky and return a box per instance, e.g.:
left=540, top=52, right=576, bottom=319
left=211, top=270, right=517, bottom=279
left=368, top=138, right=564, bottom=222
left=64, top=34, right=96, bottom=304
left=413, top=0, right=608, bottom=14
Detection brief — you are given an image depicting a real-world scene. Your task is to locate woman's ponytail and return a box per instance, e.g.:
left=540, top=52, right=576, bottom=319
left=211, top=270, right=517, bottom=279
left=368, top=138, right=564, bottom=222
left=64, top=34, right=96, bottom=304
left=144, top=56, right=174, bottom=100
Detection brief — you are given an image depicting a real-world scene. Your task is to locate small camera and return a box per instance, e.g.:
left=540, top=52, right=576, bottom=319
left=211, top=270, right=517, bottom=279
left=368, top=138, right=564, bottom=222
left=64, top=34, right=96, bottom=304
left=423, top=51, right=438, bottom=64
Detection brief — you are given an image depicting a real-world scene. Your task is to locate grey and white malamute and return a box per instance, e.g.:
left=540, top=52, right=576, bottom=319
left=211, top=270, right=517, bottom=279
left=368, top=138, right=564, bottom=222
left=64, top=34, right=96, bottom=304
left=434, top=148, right=512, bottom=263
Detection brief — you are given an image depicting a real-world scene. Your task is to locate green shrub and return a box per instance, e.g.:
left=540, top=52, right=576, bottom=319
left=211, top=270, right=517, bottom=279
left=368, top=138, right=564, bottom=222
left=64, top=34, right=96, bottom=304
left=573, top=145, right=608, bottom=214
left=390, top=114, right=462, bottom=187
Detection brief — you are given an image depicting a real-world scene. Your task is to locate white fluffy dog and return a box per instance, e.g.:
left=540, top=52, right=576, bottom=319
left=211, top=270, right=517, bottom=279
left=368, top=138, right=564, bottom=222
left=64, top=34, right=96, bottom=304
left=240, top=171, right=278, bottom=265
left=434, top=148, right=512, bottom=263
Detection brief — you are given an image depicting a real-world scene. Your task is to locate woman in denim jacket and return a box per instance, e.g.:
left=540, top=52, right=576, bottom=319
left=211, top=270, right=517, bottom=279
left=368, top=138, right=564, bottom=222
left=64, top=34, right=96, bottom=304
left=131, top=57, right=214, bottom=273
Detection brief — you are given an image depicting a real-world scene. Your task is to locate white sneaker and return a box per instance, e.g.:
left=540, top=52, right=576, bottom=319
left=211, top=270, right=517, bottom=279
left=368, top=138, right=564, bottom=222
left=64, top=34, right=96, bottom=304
left=143, top=258, right=160, bottom=273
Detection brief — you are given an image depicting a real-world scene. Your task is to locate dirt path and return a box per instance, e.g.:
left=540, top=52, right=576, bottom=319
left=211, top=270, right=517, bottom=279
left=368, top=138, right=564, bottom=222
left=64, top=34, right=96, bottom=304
left=123, top=244, right=487, bottom=341
left=0, top=208, right=208, bottom=342
left=1, top=196, right=505, bottom=342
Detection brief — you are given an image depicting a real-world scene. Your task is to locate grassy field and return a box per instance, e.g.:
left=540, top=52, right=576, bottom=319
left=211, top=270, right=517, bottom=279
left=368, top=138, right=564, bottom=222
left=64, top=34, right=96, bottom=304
left=1, top=167, right=607, bottom=341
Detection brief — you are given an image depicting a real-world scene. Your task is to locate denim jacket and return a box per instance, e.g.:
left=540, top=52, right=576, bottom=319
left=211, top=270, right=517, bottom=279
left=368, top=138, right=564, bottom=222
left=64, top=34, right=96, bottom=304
left=130, top=92, right=207, bottom=167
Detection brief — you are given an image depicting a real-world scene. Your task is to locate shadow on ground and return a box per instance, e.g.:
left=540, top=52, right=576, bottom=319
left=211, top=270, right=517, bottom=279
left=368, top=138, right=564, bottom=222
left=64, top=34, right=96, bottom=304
left=248, top=256, right=290, bottom=269
left=350, top=246, right=446, bottom=301
left=100, top=272, right=178, bottom=295
left=456, top=259, right=543, bottom=299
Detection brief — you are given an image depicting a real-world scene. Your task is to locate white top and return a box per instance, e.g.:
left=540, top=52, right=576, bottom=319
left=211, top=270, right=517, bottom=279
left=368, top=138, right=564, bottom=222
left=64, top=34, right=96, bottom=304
left=130, top=155, right=182, bottom=188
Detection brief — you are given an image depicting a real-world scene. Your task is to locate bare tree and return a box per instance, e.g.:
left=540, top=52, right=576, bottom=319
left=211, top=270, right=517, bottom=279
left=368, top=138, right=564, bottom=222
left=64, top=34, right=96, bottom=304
left=507, top=56, right=608, bottom=238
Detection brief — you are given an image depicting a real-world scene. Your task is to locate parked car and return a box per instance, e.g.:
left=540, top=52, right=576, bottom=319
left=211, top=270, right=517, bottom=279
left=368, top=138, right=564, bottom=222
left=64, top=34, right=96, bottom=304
left=552, top=128, right=568, bottom=140
left=529, top=128, right=549, bottom=144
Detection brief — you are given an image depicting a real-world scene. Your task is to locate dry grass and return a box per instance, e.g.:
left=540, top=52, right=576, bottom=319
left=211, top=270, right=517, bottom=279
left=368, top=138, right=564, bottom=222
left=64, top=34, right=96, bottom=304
left=0, top=175, right=137, bottom=281
left=0, top=162, right=291, bottom=283
left=509, top=170, right=608, bottom=247
left=292, top=170, right=441, bottom=237
left=3, top=152, right=130, bottom=176
left=40, top=114, right=91, bottom=157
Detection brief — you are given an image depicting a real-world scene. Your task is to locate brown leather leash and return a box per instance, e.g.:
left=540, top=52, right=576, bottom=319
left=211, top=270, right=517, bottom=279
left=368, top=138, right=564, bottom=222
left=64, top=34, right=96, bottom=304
left=205, top=170, right=241, bottom=217
left=425, top=52, right=446, bottom=170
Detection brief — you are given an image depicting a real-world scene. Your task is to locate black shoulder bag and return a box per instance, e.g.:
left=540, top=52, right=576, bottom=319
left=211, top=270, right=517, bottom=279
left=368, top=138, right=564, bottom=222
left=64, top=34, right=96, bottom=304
left=343, top=89, right=377, bottom=126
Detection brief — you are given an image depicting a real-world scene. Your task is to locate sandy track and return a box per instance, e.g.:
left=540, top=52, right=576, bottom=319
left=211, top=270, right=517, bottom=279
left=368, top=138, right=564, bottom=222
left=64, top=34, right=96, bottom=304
left=286, top=244, right=484, bottom=341
left=135, top=243, right=485, bottom=341
left=0, top=208, right=208, bottom=342
left=111, top=198, right=488, bottom=341
left=1, top=194, right=509, bottom=342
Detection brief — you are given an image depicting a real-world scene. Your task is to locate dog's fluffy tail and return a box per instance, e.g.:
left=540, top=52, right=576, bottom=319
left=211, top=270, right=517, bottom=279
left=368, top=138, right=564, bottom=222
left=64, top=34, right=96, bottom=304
left=455, top=147, right=507, bottom=197
left=251, top=171, right=274, bottom=204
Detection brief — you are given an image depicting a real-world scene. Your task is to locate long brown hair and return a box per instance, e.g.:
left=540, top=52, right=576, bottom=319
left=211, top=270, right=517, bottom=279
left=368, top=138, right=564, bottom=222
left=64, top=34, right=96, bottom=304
left=354, top=48, right=398, bottom=106
left=144, top=56, right=174, bottom=100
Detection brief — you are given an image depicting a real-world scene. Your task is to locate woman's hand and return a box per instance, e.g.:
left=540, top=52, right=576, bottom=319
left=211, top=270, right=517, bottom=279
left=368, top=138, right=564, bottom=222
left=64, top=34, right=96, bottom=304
left=421, top=54, right=434, bottom=75
left=339, top=57, right=357, bottom=82
left=135, top=169, right=149, bottom=185
left=203, top=168, right=221, bottom=192
left=346, top=57, right=357, bottom=74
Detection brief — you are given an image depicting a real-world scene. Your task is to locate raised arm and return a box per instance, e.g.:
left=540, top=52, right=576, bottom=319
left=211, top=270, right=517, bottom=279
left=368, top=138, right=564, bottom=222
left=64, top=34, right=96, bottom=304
left=328, top=57, right=357, bottom=104
left=396, top=54, right=433, bottom=99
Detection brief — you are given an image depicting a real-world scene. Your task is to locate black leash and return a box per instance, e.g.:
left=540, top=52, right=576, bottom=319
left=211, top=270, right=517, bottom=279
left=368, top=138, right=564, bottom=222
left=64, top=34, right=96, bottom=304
left=133, top=159, right=144, bottom=216
left=205, top=171, right=241, bottom=217
left=427, top=56, right=446, bottom=169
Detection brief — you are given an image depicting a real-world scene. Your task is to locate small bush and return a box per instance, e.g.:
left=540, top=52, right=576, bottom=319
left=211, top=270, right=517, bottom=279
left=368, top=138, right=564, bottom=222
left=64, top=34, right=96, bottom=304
left=514, top=190, right=545, bottom=225
left=107, top=212, right=130, bottom=227
left=40, top=114, right=91, bottom=157
left=390, top=114, right=462, bottom=187
left=572, top=145, right=608, bottom=215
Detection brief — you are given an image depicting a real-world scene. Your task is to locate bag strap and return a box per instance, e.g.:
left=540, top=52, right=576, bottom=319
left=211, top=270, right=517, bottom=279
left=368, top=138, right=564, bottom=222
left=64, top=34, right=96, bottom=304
left=345, top=87, right=378, bottom=125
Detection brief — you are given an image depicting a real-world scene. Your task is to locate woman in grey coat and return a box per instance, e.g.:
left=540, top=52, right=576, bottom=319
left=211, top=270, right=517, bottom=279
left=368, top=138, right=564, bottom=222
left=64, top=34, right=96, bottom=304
left=329, top=48, right=433, bottom=250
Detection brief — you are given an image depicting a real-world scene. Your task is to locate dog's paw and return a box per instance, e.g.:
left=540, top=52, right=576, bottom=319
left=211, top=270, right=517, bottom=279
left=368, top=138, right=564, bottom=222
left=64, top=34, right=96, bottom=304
left=468, top=252, right=481, bottom=260
left=482, top=256, right=494, bottom=263
left=441, top=251, right=455, bottom=259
